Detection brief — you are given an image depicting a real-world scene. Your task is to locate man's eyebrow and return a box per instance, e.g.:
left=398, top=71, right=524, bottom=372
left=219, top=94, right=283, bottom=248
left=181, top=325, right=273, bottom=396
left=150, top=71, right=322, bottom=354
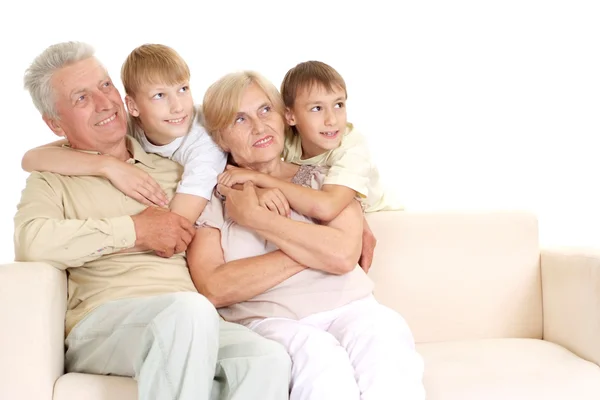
left=69, top=77, right=110, bottom=98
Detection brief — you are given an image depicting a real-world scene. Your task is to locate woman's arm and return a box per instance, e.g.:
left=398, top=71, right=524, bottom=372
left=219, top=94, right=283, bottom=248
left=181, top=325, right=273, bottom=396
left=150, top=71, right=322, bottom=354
left=21, top=141, right=168, bottom=206
left=187, top=226, right=306, bottom=308
left=218, top=182, right=363, bottom=275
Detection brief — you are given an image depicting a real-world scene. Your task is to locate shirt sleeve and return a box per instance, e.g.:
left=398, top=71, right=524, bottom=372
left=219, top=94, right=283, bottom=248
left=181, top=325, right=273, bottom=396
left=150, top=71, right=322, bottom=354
left=323, top=128, right=372, bottom=198
left=175, top=125, right=228, bottom=200
left=196, top=191, right=225, bottom=229
left=13, top=172, right=137, bottom=269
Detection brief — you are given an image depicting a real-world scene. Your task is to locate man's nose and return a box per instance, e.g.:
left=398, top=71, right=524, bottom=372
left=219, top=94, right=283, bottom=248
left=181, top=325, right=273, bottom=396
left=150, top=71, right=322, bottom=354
left=93, top=91, right=112, bottom=112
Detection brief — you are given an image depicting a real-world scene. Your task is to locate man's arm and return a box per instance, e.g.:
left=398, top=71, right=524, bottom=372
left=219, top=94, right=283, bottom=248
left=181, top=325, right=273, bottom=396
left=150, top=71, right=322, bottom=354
left=187, top=226, right=306, bottom=308
left=219, top=183, right=363, bottom=275
left=14, top=173, right=196, bottom=267
left=21, top=141, right=167, bottom=207
left=14, top=173, right=137, bottom=268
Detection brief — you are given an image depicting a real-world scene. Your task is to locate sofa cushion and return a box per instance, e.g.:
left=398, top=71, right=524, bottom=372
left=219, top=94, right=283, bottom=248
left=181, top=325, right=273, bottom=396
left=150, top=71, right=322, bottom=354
left=418, top=338, right=600, bottom=400
left=366, top=211, right=542, bottom=342
left=54, top=373, right=136, bottom=400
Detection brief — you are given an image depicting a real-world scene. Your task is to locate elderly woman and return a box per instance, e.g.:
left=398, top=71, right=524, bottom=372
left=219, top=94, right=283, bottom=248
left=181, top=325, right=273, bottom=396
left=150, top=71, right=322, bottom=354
left=187, top=71, right=425, bottom=400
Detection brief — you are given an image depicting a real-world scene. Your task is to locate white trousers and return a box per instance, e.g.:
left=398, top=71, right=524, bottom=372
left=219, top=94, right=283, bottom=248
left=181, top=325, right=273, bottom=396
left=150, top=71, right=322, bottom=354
left=247, top=295, right=425, bottom=400
left=65, top=292, right=291, bottom=400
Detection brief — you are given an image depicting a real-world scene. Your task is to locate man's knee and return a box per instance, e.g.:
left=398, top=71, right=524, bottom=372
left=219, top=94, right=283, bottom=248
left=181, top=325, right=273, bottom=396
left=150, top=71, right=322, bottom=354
left=157, top=292, right=220, bottom=331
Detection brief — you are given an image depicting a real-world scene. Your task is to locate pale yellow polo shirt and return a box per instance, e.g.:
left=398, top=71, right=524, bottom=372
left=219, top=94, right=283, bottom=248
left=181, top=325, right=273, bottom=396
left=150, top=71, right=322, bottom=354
left=13, top=137, right=197, bottom=336
left=283, top=123, right=403, bottom=212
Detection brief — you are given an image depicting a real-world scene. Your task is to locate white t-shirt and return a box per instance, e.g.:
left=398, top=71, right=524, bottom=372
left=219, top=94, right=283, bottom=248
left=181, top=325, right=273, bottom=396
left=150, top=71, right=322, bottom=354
left=129, top=106, right=227, bottom=200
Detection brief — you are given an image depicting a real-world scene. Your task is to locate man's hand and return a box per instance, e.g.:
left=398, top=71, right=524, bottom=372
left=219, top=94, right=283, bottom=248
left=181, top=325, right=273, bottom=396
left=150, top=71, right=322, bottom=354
left=218, top=165, right=264, bottom=188
left=101, top=157, right=168, bottom=207
left=131, top=206, right=196, bottom=258
left=217, top=182, right=264, bottom=227
left=359, top=217, right=377, bottom=273
left=256, top=187, right=290, bottom=217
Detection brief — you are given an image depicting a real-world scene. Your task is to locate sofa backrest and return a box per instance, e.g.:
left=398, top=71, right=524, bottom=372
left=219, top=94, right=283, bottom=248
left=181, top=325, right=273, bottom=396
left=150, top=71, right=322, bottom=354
left=366, top=211, right=542, bottom=343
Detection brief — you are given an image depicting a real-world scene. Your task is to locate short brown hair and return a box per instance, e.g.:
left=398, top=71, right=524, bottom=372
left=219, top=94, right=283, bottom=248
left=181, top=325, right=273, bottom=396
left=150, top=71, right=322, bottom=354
left=202, top=71, right=285, bottom=148
left=120, top=44, right=190, bottom=96
left=280, top=61, right=347, bottom=108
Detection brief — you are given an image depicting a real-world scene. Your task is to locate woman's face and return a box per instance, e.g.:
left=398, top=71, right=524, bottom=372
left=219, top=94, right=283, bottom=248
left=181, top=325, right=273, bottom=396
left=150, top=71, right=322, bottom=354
left=220, top=83, right=285, bottom=167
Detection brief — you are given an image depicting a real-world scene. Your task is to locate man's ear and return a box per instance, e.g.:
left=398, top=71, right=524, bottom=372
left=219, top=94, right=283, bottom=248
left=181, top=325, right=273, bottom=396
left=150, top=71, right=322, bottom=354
left=125, top=95, right=139, bottom=117
left=42, top=115, right=66, bottom=138
left=284, top=107, right=296, bottom=126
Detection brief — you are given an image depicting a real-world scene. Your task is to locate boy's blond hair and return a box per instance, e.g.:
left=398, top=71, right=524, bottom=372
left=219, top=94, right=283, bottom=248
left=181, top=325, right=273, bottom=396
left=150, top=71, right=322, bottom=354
left=202, top=71, right=285, bottom=147
left=120, top=44, right=190, bottom=97
left=280, top=60, right=348, bottom=109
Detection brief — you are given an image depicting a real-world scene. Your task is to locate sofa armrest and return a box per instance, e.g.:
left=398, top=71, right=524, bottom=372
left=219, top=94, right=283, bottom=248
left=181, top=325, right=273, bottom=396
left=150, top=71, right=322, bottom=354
left=541, top=247, right=600, bottom=366
left=0, top=262, right=67, bottom=400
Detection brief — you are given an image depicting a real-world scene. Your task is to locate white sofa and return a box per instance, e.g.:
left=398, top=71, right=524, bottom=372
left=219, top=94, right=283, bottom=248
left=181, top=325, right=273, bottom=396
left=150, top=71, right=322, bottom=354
left=1, top=211, right=600, bottom=399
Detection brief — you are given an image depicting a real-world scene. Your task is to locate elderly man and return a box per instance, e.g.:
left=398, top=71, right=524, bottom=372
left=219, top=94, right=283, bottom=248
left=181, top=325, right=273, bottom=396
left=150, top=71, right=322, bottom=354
left=14, top=41, right=291, bottom=400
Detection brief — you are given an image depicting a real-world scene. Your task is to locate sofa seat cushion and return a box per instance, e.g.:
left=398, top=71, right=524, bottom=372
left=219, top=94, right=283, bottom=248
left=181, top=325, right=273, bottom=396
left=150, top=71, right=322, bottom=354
left=54, top=373, right=136, bottom=400
left=418, top=338, right=600, bottom=400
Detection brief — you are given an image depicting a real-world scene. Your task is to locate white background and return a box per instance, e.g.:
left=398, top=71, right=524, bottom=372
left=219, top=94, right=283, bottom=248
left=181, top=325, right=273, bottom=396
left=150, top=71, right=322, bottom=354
left=0, top=0, right=599, bottom=263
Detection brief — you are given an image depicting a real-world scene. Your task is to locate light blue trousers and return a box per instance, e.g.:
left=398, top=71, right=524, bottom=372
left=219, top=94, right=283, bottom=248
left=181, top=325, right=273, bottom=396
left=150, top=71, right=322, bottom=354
left=65, top=292, right=291, bottom=400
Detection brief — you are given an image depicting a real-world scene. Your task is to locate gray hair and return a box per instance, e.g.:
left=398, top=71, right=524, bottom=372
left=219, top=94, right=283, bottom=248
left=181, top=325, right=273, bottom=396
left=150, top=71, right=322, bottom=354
left=23, top=41, right=96, bottom=118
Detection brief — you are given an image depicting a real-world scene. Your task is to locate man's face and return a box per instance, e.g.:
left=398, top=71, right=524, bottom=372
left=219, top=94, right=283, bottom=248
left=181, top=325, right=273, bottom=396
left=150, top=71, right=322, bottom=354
left=44, top=57, right=128, bottom=151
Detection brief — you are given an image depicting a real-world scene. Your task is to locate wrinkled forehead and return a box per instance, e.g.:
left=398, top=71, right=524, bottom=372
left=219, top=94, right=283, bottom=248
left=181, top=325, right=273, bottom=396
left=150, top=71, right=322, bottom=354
left=52, top=57, right=110, bottom=96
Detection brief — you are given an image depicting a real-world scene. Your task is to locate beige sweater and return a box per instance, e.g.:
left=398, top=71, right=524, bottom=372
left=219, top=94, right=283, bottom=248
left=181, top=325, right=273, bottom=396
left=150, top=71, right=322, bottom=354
left=14, top=137, right=197, bottom=336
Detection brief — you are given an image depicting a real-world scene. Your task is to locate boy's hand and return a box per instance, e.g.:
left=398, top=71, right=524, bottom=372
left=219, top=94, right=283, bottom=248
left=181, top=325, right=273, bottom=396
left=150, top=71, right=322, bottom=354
left=102, top=157, right=168, bottom=207
left=359, top=217, right=377, bottom=273
left=218, top=165, right=263, bottom=188
left=256, top=187, right=290, bottom=217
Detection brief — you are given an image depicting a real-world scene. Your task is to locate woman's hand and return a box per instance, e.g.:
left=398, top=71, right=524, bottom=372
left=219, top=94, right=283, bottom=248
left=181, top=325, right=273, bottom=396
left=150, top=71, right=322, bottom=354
left=218, top=165, right=264, bottom=187
left=217, top=182, right=263, bottom=227
left=101, top=157, right=168, bottom=207
left=256, top=187, right=290, bottom=217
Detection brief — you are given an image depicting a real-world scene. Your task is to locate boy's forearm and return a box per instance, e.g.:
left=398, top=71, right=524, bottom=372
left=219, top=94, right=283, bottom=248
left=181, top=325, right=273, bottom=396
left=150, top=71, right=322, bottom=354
left=258, top=175, right=333, bottom=220
left=23, top=146, right=112, bottom=177
left=260, top=175, right=353, bottom=222
left=169, top=193, right=208, bottom=224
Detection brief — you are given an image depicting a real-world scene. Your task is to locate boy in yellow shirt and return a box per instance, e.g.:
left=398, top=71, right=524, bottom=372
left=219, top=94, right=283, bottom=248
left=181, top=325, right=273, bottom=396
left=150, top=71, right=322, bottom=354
left=218, top=61, right=402, bottom=269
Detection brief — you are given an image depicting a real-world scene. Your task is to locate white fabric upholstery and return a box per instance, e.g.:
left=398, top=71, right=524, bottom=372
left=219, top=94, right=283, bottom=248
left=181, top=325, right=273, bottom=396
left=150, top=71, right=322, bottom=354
left=541, top=247, right=600, bottom=366
left=366, top=211, right=542, bottom=342
left=54, top=373, right=137, bottom=400
left=0, top=262, right=66, bottom=400
left=1, top=211, right=599, bottom=400
left=418, top=338, right=600, bottom=400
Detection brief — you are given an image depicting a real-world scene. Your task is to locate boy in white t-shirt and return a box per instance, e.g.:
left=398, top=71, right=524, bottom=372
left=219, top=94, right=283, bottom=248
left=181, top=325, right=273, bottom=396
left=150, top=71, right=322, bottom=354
left=21, top=44, right=227, bottom=225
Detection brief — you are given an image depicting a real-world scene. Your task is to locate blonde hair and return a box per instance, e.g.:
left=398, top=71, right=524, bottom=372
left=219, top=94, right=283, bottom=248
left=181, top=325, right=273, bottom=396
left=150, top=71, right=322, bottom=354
left=202, top=71, right=285, bottom=147
left=120, top=44, right=190, bottom=96
left=24, top=41, right=96, bottom=118
left=280, top=60, right=347, bottom=109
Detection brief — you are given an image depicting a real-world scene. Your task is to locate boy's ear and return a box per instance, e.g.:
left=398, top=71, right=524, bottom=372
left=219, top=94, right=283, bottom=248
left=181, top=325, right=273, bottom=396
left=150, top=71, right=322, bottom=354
left=42, top=114, right=66, bottom=139
left=284, top=107, right=296, bottom=126
left=125, top=95, right=140, bottom=117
